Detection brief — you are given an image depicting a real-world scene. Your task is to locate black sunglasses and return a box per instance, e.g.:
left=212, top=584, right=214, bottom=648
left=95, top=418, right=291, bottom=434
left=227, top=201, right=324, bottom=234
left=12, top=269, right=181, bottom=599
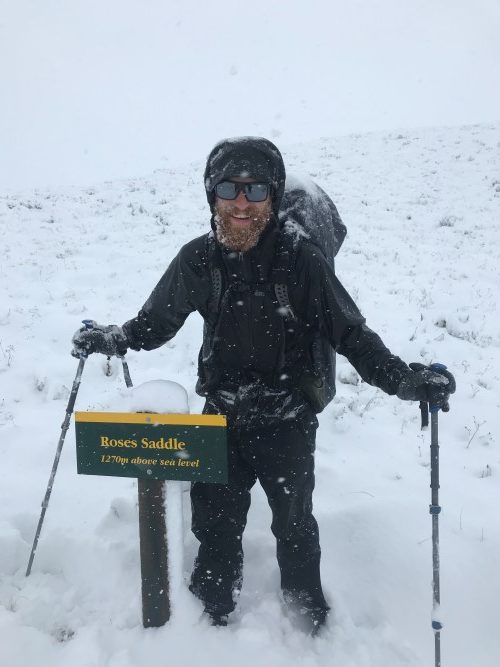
left=214, top=181, right=270, bottom=203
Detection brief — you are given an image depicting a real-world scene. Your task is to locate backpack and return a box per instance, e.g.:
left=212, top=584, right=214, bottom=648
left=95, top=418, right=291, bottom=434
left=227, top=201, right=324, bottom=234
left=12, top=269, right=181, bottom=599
left=208, top=176, right=347, bottom=413
left=278, top=174, right=346, bottom=261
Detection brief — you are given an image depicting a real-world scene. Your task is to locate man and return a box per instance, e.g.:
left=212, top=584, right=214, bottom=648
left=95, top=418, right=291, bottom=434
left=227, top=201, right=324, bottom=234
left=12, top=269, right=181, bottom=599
left=72, top=137, right=455, bottom=634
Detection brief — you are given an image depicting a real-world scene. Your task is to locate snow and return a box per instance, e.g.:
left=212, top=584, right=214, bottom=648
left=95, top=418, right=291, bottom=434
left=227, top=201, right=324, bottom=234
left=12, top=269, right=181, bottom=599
left=1, top=1, right=500, bottom=662
left=127, top=380, right=189, bottom=415
left=285, top=174, right=320, bottom=198
left=1, top=121, right=499, bottom=666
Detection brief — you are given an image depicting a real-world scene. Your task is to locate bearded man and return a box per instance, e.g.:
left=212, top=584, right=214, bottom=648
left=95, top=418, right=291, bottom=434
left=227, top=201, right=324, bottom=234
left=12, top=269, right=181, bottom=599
left=72, top=137, right=455, bottom=634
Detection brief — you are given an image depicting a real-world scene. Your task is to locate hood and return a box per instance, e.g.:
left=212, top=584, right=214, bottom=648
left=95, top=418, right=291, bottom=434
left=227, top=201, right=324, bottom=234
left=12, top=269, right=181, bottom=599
left=204, top=136, right=286, bottom=216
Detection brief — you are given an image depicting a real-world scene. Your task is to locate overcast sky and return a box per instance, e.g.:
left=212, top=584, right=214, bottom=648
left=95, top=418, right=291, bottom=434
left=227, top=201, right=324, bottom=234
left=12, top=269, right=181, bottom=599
left=1, top=0, right=499, bottom=190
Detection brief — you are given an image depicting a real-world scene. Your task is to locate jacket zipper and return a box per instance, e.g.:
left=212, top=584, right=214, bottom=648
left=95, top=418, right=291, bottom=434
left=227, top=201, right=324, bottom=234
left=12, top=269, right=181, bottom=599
left=239, top=252, right=254, bottom=366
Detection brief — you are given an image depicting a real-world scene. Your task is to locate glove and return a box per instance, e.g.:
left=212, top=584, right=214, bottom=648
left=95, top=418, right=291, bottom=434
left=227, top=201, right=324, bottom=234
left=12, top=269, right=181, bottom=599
left=71, top=321, right=129, bottom=358
left=397, top=362, right=456, bottom=411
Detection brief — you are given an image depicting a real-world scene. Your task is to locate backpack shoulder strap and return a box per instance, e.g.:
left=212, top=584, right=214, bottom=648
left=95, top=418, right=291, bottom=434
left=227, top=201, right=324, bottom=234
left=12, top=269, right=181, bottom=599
left=271, top=230, right=295, bottom=281
left=207, top=232, right=223, bottom=314
left=272, top=231, right=297, bottom=321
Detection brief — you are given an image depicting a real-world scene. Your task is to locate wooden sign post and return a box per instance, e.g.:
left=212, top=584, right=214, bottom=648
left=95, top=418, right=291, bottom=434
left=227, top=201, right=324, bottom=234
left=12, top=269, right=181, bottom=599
left=75, top=411, right=227, bottom=627
left=138, top=477, right=170, bottom=627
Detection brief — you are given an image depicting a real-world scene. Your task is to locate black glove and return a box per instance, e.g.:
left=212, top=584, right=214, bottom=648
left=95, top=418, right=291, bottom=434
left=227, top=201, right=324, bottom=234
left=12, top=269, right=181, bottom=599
left=71, top=321, right=129, bottom=358
left=397, top=362, right=456, bottom=411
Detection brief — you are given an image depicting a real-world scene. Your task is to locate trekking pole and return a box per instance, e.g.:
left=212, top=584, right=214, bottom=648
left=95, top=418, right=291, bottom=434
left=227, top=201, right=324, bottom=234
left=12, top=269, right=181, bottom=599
left=120, top=355, right=133, bottom=389
left=419, top=362, right=449, bottom=667
left=25, top=320, right=95, bottom=576
left=429, top=404, right=442, bottom=667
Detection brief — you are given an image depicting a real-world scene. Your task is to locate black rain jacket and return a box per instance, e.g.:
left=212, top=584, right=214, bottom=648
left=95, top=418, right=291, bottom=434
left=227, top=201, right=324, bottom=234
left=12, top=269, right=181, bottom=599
left=122, top=219, right=410, bottom=428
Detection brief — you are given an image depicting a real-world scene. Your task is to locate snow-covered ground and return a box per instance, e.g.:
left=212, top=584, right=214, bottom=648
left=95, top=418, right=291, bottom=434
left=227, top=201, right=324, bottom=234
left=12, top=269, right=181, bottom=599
left=1, top=122, right=500, bottom=667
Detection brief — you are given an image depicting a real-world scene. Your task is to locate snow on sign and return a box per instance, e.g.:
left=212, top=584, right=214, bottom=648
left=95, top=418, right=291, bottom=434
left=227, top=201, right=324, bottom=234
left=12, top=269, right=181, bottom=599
left=75, top=412, right=228, bottom=483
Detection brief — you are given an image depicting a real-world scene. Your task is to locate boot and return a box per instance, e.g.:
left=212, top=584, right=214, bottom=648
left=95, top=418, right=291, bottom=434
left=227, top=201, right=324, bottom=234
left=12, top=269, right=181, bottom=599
left=204, top=609, right=229, bottom=627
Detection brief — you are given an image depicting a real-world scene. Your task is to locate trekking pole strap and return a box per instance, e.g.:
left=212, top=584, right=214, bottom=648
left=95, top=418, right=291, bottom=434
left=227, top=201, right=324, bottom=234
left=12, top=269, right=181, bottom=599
left=419, top=401, right=429, bottom=429
left=119, top=356, right=133, bottom=388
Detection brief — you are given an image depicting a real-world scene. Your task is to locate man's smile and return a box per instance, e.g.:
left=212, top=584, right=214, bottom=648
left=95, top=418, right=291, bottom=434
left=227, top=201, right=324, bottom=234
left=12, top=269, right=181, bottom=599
left=230, top=214, right=252, bottom=224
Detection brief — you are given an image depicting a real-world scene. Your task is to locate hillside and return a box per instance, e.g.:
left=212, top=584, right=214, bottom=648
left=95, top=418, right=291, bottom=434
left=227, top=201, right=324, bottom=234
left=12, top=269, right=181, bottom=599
left=1, top=123, right=499, bottom=666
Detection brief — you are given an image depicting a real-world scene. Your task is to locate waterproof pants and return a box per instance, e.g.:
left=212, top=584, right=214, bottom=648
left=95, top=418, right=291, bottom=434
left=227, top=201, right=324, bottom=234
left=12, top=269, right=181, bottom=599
left=190, top=415, right=328, bottom=617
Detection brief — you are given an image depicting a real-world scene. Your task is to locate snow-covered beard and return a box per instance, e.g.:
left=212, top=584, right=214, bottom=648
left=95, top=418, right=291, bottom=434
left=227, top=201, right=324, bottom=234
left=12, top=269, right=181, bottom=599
left=214, top=203, right=272, bottom=252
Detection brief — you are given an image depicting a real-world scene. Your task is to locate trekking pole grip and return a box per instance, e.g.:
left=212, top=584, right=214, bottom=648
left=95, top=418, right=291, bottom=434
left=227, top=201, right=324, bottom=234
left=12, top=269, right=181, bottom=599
left=429, top=362, right=448, bottom=414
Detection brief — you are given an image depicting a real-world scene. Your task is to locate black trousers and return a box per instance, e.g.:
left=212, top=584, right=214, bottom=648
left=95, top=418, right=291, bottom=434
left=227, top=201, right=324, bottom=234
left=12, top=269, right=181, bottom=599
left=190, top=413, right=328, bottom=616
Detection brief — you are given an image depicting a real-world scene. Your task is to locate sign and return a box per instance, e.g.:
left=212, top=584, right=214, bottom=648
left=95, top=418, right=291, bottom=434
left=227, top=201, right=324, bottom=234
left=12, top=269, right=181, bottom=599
left=75, top=412, right=227, bottom=483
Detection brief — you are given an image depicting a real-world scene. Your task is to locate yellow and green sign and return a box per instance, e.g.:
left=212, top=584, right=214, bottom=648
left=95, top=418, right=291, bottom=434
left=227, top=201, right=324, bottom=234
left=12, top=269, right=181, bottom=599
left=75, top=412, right=227, bottom=483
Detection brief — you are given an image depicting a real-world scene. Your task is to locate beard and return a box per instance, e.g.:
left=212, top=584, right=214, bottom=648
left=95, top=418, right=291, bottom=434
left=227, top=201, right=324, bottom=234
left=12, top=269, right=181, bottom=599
left=214, top=203, right=271, bottom=252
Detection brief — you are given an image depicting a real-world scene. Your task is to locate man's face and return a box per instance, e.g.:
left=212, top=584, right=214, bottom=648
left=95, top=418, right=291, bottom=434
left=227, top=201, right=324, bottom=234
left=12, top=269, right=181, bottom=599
left=214, top=177, right=272, bottom=252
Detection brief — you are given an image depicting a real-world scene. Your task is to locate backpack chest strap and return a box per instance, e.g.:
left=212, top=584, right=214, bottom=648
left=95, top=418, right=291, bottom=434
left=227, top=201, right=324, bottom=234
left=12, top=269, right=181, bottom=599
left=207, top=231, right=297, bottom=320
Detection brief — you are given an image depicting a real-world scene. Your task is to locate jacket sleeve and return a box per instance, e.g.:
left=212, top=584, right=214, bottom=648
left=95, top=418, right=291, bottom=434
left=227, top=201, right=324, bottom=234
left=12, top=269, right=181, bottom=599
left=122, top=237, right=210, bottom=351
left=291, top=242, right=410, bottom=395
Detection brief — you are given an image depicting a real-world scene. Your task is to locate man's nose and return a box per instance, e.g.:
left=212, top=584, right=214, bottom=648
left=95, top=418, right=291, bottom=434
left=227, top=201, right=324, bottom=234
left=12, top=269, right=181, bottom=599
left=233, top=191, right=249, bottom=209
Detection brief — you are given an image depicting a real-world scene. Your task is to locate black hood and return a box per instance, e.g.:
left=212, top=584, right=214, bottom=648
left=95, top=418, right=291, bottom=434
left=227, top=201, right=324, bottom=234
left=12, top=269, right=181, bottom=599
left=204, top=136, right=286, bottom=216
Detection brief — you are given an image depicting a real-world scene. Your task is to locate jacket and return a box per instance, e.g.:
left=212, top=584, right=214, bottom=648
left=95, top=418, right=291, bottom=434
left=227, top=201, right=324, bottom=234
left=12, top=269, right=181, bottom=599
left=122, top=220, right=410, bottom=427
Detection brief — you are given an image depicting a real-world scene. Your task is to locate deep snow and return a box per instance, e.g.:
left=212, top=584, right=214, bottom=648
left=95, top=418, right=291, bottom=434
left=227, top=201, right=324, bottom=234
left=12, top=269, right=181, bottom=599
left=1, top=122, right=499, bottom=666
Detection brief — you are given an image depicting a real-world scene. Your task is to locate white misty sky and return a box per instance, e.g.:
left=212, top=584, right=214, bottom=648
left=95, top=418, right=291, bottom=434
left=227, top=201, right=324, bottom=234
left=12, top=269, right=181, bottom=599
left=1, top=0, right=499, bottom=189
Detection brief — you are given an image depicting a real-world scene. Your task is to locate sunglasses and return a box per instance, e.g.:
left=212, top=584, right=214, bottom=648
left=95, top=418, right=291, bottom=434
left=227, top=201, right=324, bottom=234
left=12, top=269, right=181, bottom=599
left=214, top=181, right=270, bottom=203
